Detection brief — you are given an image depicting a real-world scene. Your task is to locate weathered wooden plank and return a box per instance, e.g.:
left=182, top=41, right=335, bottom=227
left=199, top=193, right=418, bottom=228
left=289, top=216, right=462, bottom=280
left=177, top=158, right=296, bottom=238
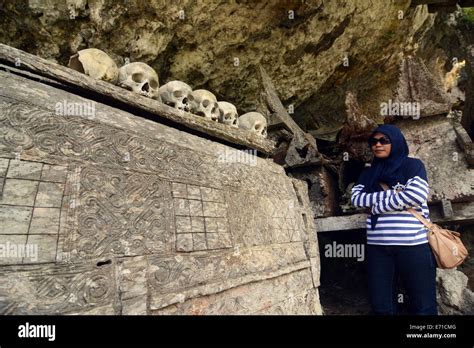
left=0, top=63, right=67, bottom=88
left=453, top=120, right=474, bottom=166
left=441, top=199, right=454, bottom=218
left=315, top=202, right=474, bottom=232
left=315, top=214, right=367, bottom=232
left=259, top=65, right=308, bottom=138
left=0, top=44, right=276, bottom=155
left=0, top=70, right=289, bottom=196
left=429, top=202, right=474, bottom=224
left=289, top=166, right=339, bottom=218
left=258, top=64, right=319, bottom=166
left=454, top=120, right=472, bottom=148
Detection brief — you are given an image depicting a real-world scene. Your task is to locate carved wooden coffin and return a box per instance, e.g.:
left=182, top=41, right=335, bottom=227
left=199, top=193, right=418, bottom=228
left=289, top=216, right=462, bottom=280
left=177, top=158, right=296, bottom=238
left=0, top=55, right=322, bottom=314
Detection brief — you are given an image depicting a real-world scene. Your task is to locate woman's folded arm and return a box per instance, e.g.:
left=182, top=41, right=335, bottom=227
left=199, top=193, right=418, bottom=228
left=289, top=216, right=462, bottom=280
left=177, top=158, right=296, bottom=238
left=351, top=184, right=395, bottom=208
left=371, top=176, right=429, bottom=214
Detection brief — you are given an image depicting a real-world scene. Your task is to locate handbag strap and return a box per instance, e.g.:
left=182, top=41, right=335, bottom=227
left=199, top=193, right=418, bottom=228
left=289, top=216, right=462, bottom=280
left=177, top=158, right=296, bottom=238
left=378, top=182, right=435, bottom=230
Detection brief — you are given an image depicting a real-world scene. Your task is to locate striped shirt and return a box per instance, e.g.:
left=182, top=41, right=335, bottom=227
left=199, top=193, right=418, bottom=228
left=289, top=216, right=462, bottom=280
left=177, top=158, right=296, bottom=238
left=351, top=176, right=431, bottom=246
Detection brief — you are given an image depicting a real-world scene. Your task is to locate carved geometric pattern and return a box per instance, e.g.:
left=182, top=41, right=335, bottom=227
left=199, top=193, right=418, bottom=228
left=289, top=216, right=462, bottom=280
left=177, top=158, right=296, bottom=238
left=172, top=183, right=232, bottom=251
left=0, top=101, right=206, bottom=181
left=227, top=193, right=302, bottom=247
left=0, top=101, right=292, bottom=198
left=0, top=262, right=114, bottom=314
left=0, top=157, right=66, bottom=265
left=72, top=165, right=173, bottom=259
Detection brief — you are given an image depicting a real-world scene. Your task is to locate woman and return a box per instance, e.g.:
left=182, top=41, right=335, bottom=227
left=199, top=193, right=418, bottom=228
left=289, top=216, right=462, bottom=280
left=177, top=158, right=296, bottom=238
left=351, top=124, right=437, bottom=315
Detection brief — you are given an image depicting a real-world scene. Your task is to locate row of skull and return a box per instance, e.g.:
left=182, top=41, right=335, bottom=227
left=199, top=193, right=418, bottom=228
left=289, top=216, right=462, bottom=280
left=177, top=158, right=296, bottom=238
left=67, top=48, right=267, bottom=137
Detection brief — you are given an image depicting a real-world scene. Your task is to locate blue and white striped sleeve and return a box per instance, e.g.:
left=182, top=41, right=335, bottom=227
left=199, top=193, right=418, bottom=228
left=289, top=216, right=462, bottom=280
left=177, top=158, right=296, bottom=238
left=351, top=184, right=394, bottom=208
left=371, top=176, right=429, bottom=214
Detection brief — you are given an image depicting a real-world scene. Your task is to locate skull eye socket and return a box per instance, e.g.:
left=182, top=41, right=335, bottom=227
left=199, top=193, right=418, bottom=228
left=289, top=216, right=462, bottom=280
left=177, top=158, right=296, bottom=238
left=224, top=113, right=231, bottom=120
left=233, top=119, right=237, bottom=125
left=149, top=80, right=158, bottom=89
left=132, top=73, right=144, bottom=83
left=187, top=94, right=194, bottom=102
left=202, top=100, right=210, bottom=107
left=173, top=90, right=184, bottom=98
left=255, top=124, right=262, bottom=130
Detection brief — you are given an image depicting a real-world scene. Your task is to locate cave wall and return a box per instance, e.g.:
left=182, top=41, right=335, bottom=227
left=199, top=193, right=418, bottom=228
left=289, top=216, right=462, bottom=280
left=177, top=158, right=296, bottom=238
left=0, top=0, right=446, bottom=130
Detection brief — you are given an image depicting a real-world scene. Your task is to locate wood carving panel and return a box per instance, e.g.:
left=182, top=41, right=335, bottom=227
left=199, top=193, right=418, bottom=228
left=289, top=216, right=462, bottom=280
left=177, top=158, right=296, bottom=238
left=227, top=192, right=303, bottom=247
left=0, top=69, right=322, bottom=315
left=0, top=99, right=294, bottom=197
left=69, top=165, right=174, bottom=260
left=0, top=262, right=116, bottom=314
left=172, top=183, right=232, bottom=252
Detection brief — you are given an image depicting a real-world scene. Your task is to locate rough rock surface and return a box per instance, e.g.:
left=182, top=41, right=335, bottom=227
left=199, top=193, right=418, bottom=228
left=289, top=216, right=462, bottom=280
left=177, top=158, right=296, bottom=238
left=0, top=0, right=450, bottom=129
left=436, top=268, right=474, bottom=315
left=395, top=116, right=474, bottom=203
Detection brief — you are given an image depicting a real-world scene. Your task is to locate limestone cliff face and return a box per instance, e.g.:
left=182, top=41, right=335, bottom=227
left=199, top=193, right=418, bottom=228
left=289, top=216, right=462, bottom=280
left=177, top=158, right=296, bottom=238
left=0, top=0, right=446, bottom=131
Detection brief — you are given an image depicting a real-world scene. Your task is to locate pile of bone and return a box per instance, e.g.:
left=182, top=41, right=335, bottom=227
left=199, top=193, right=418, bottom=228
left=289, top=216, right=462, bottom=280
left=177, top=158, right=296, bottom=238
left=68, top=48, right=267, bottom=137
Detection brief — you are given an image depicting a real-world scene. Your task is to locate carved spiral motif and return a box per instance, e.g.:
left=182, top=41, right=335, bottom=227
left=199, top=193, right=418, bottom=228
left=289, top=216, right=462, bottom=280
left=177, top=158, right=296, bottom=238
left=84, top=275, right=110, bottom=304
left=3, top=129, right=33, bottom=149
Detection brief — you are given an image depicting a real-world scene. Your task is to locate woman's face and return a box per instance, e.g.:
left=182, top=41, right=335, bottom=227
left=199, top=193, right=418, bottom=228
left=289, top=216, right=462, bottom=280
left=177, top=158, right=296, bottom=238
left=370, top=132, right=391, bottom=158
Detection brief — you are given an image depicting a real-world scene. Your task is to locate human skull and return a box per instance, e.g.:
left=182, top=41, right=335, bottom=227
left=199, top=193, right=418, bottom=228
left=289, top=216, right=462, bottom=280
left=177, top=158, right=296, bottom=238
left=188, top=89, right=219, bottom=121
left=159, top=81, right=192, bottom=111
left=68, top=48, right=118, bottom=83
left=238, top=112, right=267, bottom=137
left=117, top=62, right=160, bottom=99
left=217, top=101, right=239, bottom=128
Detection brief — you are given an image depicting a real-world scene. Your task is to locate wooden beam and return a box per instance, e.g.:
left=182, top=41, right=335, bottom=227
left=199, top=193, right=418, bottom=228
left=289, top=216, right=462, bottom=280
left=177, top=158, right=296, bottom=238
left=258, top=64, right=320, bottom=166
left=441, top=199, right=454, bottom=218
left=259, top=65, right=309, bottom=140
left=0, top=44, right=276, bottom=155
left=453, top=121, right=474, bottom=166
left=316, top=202, right=474, bottom=232
left=315, top=213, right=367, bottom=232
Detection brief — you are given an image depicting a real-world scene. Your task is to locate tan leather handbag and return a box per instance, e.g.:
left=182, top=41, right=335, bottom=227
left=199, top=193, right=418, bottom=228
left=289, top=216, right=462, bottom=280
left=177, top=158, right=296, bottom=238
left=379, top=182, right=468, bottom=269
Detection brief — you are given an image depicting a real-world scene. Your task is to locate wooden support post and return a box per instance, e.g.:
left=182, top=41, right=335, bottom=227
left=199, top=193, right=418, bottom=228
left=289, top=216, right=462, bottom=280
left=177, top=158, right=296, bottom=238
left=453, top=121, right=474, bottom=166
left=258, top=64, right=320, bottom=167
left=441, top=199, right=454, bottom=218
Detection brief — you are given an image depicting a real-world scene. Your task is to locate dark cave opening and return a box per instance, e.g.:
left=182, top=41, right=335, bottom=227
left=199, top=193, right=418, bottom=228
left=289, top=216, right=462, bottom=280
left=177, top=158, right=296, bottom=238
left=317, top=224, right=474, bottom=315
left=317, top=228, right=416, bottom=315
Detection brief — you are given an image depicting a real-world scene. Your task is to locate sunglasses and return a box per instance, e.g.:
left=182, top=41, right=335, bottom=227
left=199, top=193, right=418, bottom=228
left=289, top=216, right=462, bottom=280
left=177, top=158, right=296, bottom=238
left=368, top=136, right=391, bottom=146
